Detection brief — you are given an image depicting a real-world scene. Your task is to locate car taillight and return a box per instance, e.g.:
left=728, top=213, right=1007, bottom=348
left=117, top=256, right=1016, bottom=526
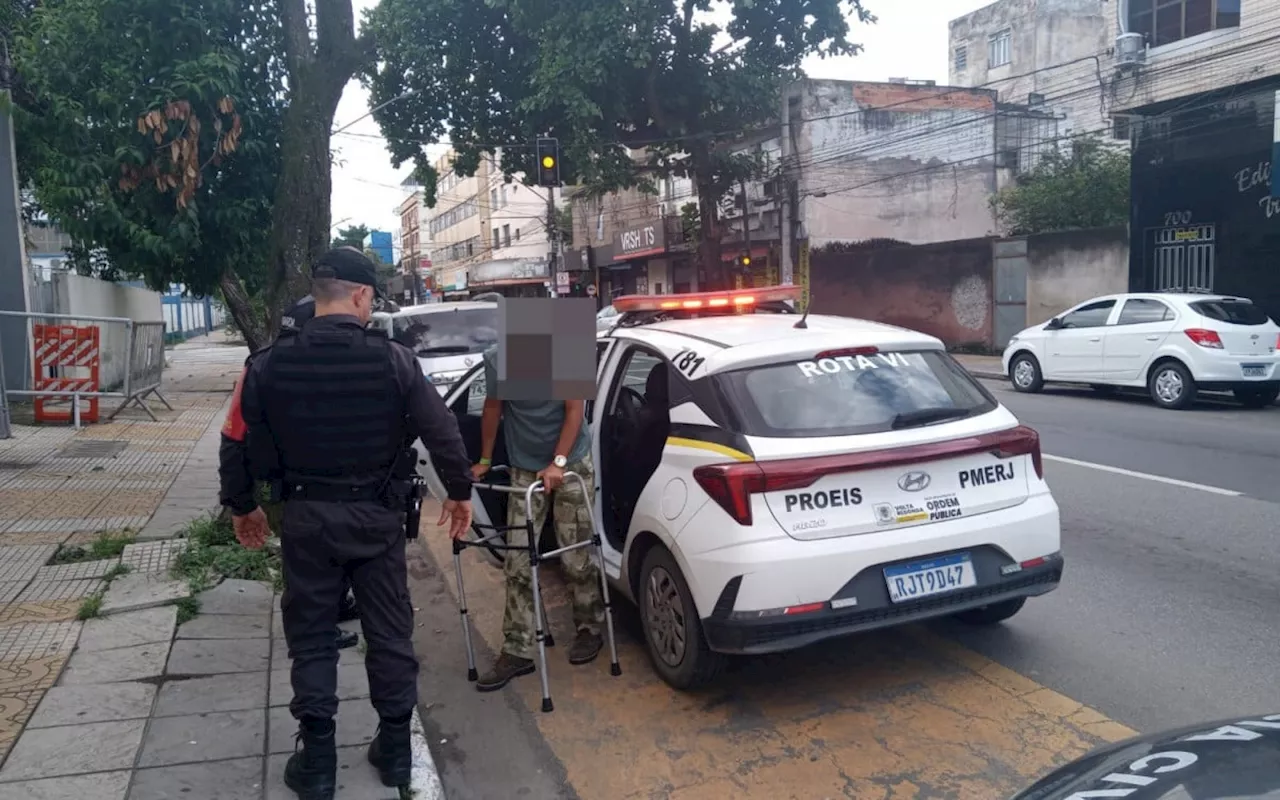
left=1184, top=328, right=1223, bottom=349
left=693, top=425, right=1045, bottom=526
left=991, top=425, right=1043, bottom=479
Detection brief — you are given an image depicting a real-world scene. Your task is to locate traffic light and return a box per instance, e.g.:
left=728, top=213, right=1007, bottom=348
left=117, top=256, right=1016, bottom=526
left=536, top=137, right=560, bottom=187
left=735, top=253, right=752, bottom=270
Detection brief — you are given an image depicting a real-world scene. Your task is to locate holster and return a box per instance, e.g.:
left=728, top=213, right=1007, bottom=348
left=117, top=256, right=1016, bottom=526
left=404, top=477, right=425, bottom=540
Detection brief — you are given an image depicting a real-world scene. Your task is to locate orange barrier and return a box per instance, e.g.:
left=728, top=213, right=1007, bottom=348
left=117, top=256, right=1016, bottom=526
left=32, top=324, right=100, bottom=423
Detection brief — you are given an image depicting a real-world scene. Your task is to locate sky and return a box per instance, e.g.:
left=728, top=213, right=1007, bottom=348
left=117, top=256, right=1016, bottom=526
left=327, top=0, right=994, bottom=257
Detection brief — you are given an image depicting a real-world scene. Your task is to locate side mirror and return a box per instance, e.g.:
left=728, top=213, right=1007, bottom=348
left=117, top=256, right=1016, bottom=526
left=1045, top=317, right=1064, bottom=331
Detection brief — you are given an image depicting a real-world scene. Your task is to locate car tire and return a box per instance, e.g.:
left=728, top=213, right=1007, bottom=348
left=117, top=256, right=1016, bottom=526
left=1090, top=383, right=1118, bottom=395
left=638, top=546, right=723, bottom=690
left=954, top=597, right=1026, bottom=625
left=1009, top=353, right=1044, bottom=393
left=1147, top=360, right=1196, bottom=409
left=1234, top=385, right=1280, bottom=409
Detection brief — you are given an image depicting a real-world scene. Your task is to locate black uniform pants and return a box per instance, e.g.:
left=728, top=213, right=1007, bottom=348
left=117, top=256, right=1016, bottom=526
left=280, top=499, right=418, bottom=722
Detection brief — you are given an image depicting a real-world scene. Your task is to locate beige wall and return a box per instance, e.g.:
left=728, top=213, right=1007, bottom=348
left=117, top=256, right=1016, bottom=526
left=52, top=272, right=163, bottom=390
left=1025, top=227, right=1129, bottom=325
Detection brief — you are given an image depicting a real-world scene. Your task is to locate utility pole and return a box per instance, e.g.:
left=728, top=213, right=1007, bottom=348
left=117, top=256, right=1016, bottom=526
left=779, top=82, right=794, bottom=286
left=738, top=178, right=752, bottom=289
left=0, top=36, right=32, bottom=408
left=546, top=187, right=558, bottom=297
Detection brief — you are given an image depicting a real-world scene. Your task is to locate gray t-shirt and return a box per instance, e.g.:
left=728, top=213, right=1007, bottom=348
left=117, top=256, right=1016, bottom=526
left=483, top=347, right=591, bottom=472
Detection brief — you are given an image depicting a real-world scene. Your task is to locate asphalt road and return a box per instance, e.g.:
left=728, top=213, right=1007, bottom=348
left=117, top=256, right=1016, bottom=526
left=944, top=379, right=1280, bottom=730
left=408, top=380, right=1280, bottom=798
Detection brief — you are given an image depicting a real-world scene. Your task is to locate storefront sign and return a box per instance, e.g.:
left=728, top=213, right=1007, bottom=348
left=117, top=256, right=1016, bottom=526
left=441, top=266, right=467, bottom=292
left=614, top=222, right=666, bottom=260
left=470, top=258, right=548, bottom=284
left=1272, top=90, right=1280, bottom=199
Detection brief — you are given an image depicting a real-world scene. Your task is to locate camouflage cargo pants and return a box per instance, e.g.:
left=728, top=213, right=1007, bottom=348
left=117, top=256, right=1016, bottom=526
left=501, top=453, right=604, bottom=660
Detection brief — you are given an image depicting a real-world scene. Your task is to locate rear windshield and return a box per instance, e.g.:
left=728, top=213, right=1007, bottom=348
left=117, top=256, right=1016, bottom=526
left=391, top=307, right=498, bottom=356
left=1190, top=300, right=1270, bottom=326
left=716, top=350, right=997, bottom=438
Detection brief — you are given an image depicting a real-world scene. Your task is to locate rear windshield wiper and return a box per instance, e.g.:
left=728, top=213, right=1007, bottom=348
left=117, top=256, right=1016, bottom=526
left=416, top=345, right=472, bottom=355
left=890, top=407, right=971, bottom=430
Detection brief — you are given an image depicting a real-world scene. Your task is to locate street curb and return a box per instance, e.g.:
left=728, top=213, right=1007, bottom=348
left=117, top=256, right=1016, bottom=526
left=411, top=706, right=447, bottom=799
left=967, top=369, right=1006, bottom=381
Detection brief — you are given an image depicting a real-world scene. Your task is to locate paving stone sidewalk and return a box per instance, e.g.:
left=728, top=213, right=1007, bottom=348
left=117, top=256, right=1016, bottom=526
left=0, top=333, right=445, bottom=798
left=0, top=338, right=243, bottom=763
left=0, top=579, right=442, bottom=799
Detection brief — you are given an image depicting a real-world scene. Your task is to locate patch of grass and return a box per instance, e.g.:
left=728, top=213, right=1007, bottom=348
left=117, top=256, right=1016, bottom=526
left=77, top=594, right=103, bottom=620
left=171, top=514, right=282, bottom=614
left=175, top=596, right=200, bottom=625
left=49, top=530, right=136, bottom=565
left=103, top=563, right=131, bottom=583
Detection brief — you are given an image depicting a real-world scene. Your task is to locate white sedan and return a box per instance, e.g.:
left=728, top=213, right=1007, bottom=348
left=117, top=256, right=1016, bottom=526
left=1003, top=293, right=1280, bottom=409
left=421, top=285, right=1063, bottom=689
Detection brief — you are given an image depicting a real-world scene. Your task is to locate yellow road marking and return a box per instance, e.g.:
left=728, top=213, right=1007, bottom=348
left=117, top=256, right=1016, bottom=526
left=420, top=511, right=1135, bottom=799
left=664, top=436, right=753, bottom=462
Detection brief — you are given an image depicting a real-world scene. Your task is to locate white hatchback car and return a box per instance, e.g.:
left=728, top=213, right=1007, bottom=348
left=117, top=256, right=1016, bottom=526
left=369, top=300, right=499, bottom=394
left=419, top=286, right=1063, bottom=689
left=1003, top=293, right=1280, bottom=409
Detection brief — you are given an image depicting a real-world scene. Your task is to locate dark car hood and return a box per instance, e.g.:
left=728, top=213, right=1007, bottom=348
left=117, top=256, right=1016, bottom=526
left=1012, top=713, right=1280, bottom=799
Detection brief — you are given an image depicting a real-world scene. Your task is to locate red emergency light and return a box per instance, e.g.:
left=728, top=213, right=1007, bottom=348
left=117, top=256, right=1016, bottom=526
left=613, top=285, right=802, bottom=314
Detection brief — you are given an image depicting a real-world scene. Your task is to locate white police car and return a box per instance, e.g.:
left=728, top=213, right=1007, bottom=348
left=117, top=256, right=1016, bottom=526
left=419, top=285, right=1062, bottom=689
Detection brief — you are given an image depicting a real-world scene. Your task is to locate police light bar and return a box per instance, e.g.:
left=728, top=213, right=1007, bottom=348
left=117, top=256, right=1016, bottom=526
left=613, top=285, right=802, bottom=313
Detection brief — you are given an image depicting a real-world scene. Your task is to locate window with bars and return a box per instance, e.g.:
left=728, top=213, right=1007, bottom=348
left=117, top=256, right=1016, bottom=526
left=988, top=29, right=1011, bottom=67
left=954, top=45, right=968, bottom=72
left=1129, top=0, right=1240, bottom=48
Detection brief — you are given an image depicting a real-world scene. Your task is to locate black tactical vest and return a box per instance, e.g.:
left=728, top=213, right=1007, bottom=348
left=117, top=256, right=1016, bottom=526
left=259, top=321, right=405, bottom=484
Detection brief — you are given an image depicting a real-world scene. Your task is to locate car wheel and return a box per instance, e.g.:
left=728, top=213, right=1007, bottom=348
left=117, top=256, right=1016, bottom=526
left=1090, top=383, right=1118, bottom=395
left=954, top=597, right=1026, bottom=625
left=638, top=546, right=723, bottom=690
left=1009, top=353, right=1044, bottom=393
left=1148, top=360, right=1196, bottom=409
left=1233, top=385, right=1280, bottom=409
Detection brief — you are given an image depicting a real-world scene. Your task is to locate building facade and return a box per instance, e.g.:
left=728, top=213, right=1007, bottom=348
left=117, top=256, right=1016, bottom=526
left=1119, top=0, right=1280, bottom=321
left=948, top=0, right=1116, bottom=141
left=565, top=168, right=695, bottom=303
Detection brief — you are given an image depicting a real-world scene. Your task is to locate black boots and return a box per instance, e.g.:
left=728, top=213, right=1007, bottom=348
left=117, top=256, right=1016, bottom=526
left=284, top=719, right=337, bottom=800
left=366, top=716, right=413, bottom=788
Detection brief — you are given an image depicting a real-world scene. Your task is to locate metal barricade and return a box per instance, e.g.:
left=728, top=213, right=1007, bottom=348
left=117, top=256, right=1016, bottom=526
left=0, top=333, right=10, bottom=439
left=0, top=310, right=172, bottom=427
left=115, top=321, right=171, bottom=421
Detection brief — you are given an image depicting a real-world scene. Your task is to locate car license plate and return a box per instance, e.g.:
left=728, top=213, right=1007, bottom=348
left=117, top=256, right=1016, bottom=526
left=883, top=553, right=976, bottom=603
left=1242, top=364, right=1267, bottom=378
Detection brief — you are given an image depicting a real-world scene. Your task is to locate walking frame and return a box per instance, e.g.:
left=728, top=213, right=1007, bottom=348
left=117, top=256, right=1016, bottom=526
left=451, top=467, right=622, bottom=712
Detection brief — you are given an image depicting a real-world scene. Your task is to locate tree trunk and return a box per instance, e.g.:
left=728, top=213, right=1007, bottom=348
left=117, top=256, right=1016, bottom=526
left=692, top=152, right=725, bottom=291
left=219, top=269, right=270, bottom=352
left=269, top=0, right=367, bottom=326
left=267, top=78, right=346, bottom=327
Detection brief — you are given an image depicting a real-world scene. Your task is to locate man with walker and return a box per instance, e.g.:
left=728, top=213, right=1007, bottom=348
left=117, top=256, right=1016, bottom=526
left=469, top=344, right=607, bottom=691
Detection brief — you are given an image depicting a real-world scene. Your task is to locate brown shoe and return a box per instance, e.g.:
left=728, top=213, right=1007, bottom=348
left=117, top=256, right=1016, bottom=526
left=475, top=653, right=535, bottom=692
left=568, top=630, right=603, bottom=665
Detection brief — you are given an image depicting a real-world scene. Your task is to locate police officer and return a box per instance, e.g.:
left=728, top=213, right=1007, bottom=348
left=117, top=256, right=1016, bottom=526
left=219, top=296, right=360, bottom=652
left=234, top=247, right=474, bottom=799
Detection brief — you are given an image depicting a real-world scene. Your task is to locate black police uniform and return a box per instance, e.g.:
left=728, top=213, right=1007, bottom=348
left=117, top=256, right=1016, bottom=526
left=239, top=249, right=472, bottom=797
left=218, top=296, right=360, bottom=652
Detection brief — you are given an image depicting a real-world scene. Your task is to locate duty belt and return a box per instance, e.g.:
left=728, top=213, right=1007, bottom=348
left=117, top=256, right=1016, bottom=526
left=281, top=482, right=407, bottom=505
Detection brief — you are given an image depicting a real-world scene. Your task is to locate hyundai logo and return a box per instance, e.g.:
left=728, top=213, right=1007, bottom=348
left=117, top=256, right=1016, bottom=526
left=464, top=357, right=474, bottom=366
left=898, top=471, right=931, bottom=492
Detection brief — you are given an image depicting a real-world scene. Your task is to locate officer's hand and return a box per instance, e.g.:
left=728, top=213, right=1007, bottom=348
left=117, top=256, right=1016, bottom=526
left=470, top=463, right=490, bottom=481
left=233, top=508, right=270, bottom=550
left=438, top=499, right=473, bottom=540
left=537, top=463, right=565, bottom=492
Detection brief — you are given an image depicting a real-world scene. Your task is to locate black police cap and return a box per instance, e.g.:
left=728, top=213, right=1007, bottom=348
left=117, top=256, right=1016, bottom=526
left=311, top=247, right=385, bottom=298
left=280, top=295, right=315, bottom=333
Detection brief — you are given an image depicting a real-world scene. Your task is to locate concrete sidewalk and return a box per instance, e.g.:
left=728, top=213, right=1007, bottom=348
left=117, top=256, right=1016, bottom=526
left=0, top=334, right=444, bottom=798
left=952, top=353, right=1005, bottom=380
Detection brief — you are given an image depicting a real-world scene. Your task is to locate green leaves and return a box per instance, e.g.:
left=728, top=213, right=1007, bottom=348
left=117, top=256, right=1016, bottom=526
left=12, top=0, right=284, bottom=299
left=992, top=136, right=1131, bottom=236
